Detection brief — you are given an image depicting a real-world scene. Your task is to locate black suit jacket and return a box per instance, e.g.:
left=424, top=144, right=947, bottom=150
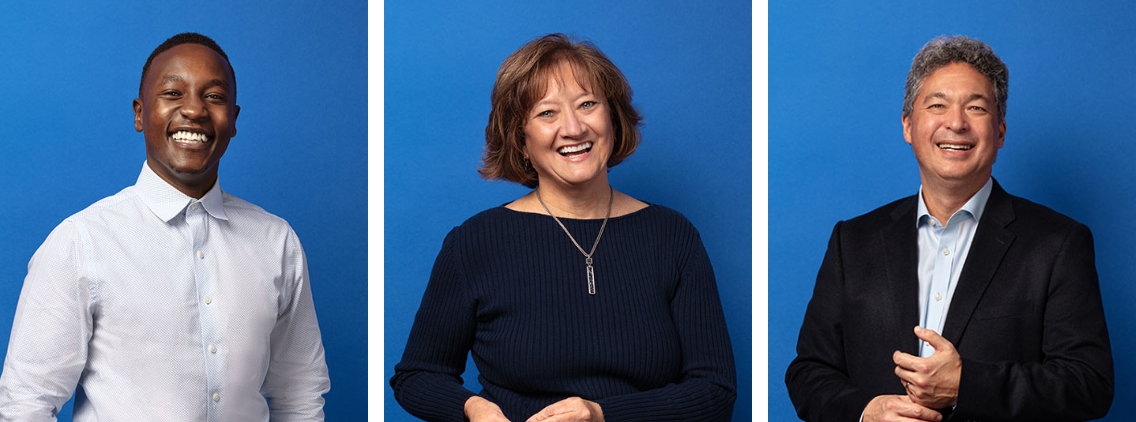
left=786, top=180, right=1113, bottom=422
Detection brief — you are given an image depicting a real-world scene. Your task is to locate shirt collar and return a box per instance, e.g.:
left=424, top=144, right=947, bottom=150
left=135, top=162, right=229, bottom=223
left=916, top=178, right=993, bottom=227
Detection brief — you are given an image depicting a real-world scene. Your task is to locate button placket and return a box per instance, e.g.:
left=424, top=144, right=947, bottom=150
left=922, top=221, right=956, bottom=357
left=187, top=202, right=222, bottom=421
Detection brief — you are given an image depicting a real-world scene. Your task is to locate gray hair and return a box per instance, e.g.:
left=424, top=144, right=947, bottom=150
left=903, top=35, right=1008, bottom=122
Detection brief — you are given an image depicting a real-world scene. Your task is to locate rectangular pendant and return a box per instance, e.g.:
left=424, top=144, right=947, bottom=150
left=586, top=264, right=596, bottom=295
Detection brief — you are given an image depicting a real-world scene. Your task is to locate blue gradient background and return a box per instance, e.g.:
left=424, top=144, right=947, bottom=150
left=0, top=1, right=367, bottom=420
left=770, top=1, right=1136, bottom=420
left=384, top=1, right=752, bottom=420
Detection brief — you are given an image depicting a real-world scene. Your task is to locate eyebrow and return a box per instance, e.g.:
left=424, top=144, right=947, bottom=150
left=923, top=92, right=990, bottom=103
left=158, top=75, right=230, bottom=91
left=534, top=91, right=596, bottom=108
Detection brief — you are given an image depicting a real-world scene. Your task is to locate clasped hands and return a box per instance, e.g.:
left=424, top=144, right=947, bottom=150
left=863, top=326, right=961, bottom=422
left=465, top=395, right=603, bottom=422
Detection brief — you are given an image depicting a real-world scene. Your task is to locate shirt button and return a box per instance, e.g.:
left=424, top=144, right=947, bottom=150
left=204, top=295, right=212, bottom=305
left=942, top=248, right=950, bottom=256
left=212, top=393, right=220, bottom=402
left=935, top=293, right=943, bottom=301
left=190, top=203, right=199, bottom=211
left=209, top=344, right=217, bottom=354
left=198, top=250, right=205, bottom=259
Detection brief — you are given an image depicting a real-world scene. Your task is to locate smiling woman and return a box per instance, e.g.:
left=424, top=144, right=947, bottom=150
left=389, top=33, right=737, bottom=422
left=480, top=34, right=649, bottom=226
left=478, top=34, right=640, bottom=194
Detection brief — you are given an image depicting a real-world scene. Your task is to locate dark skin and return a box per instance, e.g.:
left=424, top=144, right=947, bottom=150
left=133, top=43, right=239, bottom=199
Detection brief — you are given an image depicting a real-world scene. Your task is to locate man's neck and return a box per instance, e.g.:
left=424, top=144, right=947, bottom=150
left=145, top=159, right=217, bottom=199
left=921, top=177, right=989, bottom=223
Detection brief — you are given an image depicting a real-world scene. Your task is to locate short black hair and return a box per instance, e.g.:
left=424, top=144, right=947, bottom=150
left=139, top=32, right=236, bottom=99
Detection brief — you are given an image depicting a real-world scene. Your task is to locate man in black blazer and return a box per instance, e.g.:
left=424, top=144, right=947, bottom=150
left=786, top=36, right=1113, bottom=422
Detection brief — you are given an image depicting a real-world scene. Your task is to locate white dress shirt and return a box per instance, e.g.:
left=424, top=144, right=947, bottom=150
left=0, top=163, right=329, bottom=421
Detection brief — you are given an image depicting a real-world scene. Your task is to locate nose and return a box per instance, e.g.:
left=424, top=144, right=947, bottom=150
left=179, top=95, right=208, bottom=121
left=945, top=106, right=969, bottom=132
left=561, top=109, right=586, bottom=138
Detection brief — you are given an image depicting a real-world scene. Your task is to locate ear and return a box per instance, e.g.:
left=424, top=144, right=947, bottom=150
left=902, top=112, right=913, bottom=145
left=133, top=98, right=144, bottom=132
left=231, top=104, right=240, bottom=137
left=996, top=118, right=1006, bottom=149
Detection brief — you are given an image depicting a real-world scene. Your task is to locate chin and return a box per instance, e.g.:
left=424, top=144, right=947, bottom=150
left=169, top=161, right=215, bottom=176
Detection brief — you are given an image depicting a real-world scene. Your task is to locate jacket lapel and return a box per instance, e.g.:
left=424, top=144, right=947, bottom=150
left=882, top=196, right=921, bottom=356
left=940, top=180, right=1016, bottom=344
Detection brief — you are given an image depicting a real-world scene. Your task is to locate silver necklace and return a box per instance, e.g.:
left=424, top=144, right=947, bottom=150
left=536, top=185, right=613, bottom=295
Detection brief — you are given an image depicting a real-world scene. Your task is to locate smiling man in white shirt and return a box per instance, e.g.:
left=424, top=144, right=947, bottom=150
left=0, top=32, right=329, bottom=421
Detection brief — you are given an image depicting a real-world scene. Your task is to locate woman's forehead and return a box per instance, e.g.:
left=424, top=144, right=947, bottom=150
left=528, top=61, right=601, bottom=102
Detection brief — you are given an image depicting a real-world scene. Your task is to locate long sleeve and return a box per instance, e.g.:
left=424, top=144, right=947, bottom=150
left=3, top=166, right=332, bottom=421
left=262, top=230, right=331, bottom=421
left=785, top=221, right=876, bottom=422
left=0, top=221, right=92, bottom=421
left=594, top=228, right=737, bottom=422
left=787, top=189, right=1116, bottom=422
left=390, top=229, right=479, bottom=422
left=390, top=206, right=736, bottom=422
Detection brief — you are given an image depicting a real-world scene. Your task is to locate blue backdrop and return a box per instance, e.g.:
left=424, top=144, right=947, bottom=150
left=384, top=1, right=752, bottom=420
left=0, top=1, right=367, bottom=420
left=770, top=1, right=1136, bottom=420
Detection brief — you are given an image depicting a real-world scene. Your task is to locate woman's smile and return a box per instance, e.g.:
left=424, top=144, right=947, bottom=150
left=557, top=141, right=593, bottom=158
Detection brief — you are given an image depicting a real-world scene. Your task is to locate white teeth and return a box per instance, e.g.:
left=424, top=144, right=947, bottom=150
left=938, top=143, right=971, bottom=151
left=171, top=130, right=209, bottom=143
left=558, top=142, right=593, bottom=154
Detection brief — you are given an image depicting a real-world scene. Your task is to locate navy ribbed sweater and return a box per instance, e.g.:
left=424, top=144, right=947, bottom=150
left=391, top=205, right=736, bottom=421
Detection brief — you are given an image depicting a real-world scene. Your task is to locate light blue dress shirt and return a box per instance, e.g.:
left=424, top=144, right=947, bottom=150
left=0, top=163, right=329, bottom=421
left=915, top=178, right=993, bottom=357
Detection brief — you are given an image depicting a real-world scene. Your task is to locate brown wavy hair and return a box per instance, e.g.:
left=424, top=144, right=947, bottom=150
left=479, top=34, right=642, bottom=188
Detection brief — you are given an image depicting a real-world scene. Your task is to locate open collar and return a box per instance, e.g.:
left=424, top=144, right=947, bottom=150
left=135, top=162, right=229, bottom=223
